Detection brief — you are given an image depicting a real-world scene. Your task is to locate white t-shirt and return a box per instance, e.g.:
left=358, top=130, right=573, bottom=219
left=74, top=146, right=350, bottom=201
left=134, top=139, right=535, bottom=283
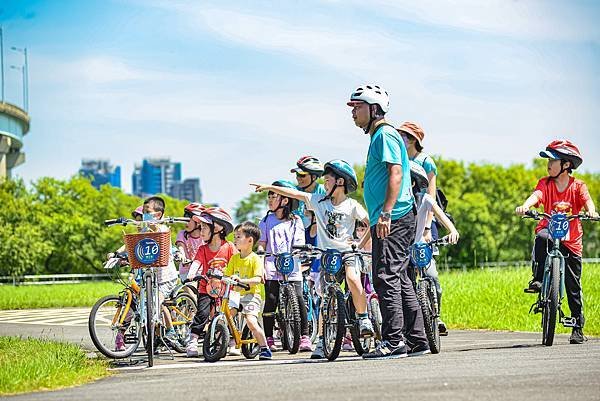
left=305, top=194, right=368, bottom=252
left=415, top=193, right=436, bottom=243
left=154, top=224, right=178, bottom=283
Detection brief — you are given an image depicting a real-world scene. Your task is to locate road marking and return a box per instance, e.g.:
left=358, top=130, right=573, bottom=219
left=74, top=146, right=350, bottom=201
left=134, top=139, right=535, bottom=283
left=0, top=308, right=90, bottom=327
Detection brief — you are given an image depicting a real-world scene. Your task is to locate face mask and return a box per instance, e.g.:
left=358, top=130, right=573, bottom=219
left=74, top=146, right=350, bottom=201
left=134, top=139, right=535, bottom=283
left=143, top=212, right=158, bottom=222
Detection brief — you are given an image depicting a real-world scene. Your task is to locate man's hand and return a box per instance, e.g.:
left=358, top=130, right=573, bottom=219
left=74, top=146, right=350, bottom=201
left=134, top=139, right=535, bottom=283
left=376, top=215, right=391, bottom=239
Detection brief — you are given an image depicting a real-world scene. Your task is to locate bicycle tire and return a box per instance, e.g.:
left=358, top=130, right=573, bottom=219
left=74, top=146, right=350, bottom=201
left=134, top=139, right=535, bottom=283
left=168, top=293, right=197, bottom=353
left=203, top=318, right=229, bottom=362
left=322, top=288, right=345, bottom=361
left=241, top=324, right=261, bottom=359
left=282, top=285, right=301, bottom=354
left=542, top=258, right=560, bottom=346
left=418, top=280, right=440, bottom=354
left=369, top=297, right=383, bottom=343
left=88, top=294, right=140, bottom=359
left=347, top=293, right=370, bottom=355
left=145, top=274, right=154, bottom=367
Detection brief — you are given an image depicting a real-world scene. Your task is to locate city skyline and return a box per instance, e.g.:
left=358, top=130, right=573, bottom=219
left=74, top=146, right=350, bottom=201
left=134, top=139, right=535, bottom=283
left=2, top=1, right=599, bottom=211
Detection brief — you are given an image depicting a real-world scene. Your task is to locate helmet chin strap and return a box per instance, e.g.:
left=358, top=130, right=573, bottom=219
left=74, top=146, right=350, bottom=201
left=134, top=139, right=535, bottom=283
left=298, top=175, right=316, bottom=191
left=549, top=160, right=569, bottom=179
left=320, top=181, right=342, bottom=203
left=363, top=105, right=374, bottom=134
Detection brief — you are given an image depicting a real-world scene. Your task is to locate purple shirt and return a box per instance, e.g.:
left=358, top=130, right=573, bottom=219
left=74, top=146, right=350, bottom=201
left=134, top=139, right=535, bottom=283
left=259, top=214, right=305, bottom=281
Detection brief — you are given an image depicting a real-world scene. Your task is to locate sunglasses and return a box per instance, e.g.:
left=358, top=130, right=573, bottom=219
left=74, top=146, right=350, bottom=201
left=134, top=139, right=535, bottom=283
left=296, top=173, right=309, bottom=178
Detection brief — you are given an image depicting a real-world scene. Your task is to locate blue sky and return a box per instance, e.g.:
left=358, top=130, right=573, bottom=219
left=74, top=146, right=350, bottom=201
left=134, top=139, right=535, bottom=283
left=2, top=0, right=599, bottom=211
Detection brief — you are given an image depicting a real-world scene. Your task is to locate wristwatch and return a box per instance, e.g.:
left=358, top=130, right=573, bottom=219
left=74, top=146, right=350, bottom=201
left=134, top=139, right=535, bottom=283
left=380, top=210, right=391, bottom=221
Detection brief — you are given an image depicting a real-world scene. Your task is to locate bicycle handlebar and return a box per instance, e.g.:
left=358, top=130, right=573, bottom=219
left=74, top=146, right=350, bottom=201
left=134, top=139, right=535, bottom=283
left=290, top=244, right=371, bottom=257
left=104, top=217, right=190, bottom=227
left=186, top=272, right=251, bottom=291
left=522, top=210, right=599, bottom=222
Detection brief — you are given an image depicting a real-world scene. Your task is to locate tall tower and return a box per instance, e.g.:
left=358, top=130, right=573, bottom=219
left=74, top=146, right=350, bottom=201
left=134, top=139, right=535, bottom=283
left=0, top=102, right=29, bottom=178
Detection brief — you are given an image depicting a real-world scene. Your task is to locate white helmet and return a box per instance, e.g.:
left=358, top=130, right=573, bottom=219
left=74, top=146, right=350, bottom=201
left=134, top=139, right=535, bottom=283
left=347, top=84, right=390, bottom=113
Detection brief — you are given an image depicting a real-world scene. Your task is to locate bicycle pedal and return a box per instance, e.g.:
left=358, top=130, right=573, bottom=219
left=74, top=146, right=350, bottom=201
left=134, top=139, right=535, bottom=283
left=561, top=317, right=577, bottom=327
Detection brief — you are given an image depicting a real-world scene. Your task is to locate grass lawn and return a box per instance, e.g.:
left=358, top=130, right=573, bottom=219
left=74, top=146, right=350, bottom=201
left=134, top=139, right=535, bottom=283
left=0, top=336, right=109, bottom=396
left=441, top=263, right=600, bottom=336
left=0, top=282, right=121, bottom=310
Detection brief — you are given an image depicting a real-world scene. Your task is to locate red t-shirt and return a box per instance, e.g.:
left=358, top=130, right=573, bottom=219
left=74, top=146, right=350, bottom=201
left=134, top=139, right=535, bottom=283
left=192, top=241, right=236, bottom=294
left=533, top=176, right=591, bottom=256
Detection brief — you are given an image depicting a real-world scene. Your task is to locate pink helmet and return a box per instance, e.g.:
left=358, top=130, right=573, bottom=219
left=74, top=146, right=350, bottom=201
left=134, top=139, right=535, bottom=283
left=131, top=205, right=144, bottom=219
left=196, top=207, right=234, bottom=235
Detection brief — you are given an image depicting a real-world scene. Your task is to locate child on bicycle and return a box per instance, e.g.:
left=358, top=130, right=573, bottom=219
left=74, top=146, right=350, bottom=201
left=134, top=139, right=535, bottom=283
left=252, top=160, right=374, bottom=359
left=515, top=140, right=598, bottom=344
left=175, top=203, right=205, bottom=300
left=185, top=207, right=237, bottom=357
left=398, top=122, right=439, bottom=242
left=225, top=221, right=272, bottom=360
left=256, top=180, right=312, bottom=353
left=410, top=161, right=459, bottom=338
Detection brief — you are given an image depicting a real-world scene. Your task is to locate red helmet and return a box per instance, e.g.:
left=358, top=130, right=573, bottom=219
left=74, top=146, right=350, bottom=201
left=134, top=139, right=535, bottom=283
left=196, top=207, right=234, bottom=235
left=184, top=203, right=205, bottom=218
left=290, top=155, right=324, bottom=177
left=540, top=140, right=583, bottom=170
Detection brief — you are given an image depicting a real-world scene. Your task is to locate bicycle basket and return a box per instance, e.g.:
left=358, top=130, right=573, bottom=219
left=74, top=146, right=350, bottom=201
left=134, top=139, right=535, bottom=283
left=321, top=249, right=343, bottom=275
left=123, top=230, right=171, bottom=269
left=548, top=213, right=569, bottom=240
left=410, top=242, right=433, bottom=269
left=275, top=252, right=295, bottom=275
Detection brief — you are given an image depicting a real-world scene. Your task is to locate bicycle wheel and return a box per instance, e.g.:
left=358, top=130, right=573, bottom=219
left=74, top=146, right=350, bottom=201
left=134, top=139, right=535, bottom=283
left=168, top=293, right=197, bottom=353
left=241, top=324, right=261, bottom=359
left=282, top=285, right=301, bottom=354
left=542, top=258, right=560, bottom=346
left=203, top=318, right=229, bottom=362
left=322, top=289, right=345, bottom=361
left=347, top=293, right=370, bottom=355
left=145, top=275, right=155, bottom=367
left=417, top=280, right=440, bottom=354
left=369, top=297, right=383, bottom=343
left=88, top=294, right=141, bottom=359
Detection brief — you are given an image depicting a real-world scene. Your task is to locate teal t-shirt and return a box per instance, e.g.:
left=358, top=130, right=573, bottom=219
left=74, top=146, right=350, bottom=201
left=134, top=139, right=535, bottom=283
left=411, top=152, right=438, bottom=176
left=294, top=183, right=326, bottom=229
left=364, top=124, right=413, bottom=226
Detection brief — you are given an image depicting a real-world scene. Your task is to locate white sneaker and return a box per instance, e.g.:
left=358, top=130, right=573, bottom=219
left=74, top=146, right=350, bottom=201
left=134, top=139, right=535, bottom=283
left=228, top=339, right=241, bottom=356
left=359, top=317, right=374, bottom=338
left=186, top=337, right=199, bottom=357
left=311, top=338, right=325, bottom=359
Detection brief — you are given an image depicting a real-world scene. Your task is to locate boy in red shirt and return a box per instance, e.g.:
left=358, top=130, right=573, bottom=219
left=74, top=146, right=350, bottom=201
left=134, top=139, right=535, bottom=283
left=185, top=207, right=237, bottom=357
left=516, top=140, right=598, bottom=344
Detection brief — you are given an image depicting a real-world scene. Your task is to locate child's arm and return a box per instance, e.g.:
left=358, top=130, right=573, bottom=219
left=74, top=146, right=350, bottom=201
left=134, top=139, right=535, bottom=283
left=515, top=193, right=540, bottom=215
left=584, top=198, right=599, bottom=219
left=431, top=203, right=459, bottom=244
left=251, top=183, right=310, bottom=204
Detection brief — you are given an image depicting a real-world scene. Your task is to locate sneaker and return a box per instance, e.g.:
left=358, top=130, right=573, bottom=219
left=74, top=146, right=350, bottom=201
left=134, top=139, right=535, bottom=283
left=408, top=343, right=431, bottom=357
left=362, top=340, right=408, bottom=359
left=569, top=328, right=587, bottom=344
left=311, top=338, right=325, bottom=359
left=115, top=332, right=125, bottom=352
left=524, top=280, right=541, bottom=293
left=266, top=336, right=277, bottom=352
left=259, top=348, right=273, bottom=360
left=228, top=339, right=241, bottom=356
left=438, top=320, right=448, bottom=337
left=186, top=337, right=199, bottom=358
left=359, top=317, right=375, bottom=338
left=342, top=334, right=354, bottom=352
left=299, top=335, right=313, bottom=352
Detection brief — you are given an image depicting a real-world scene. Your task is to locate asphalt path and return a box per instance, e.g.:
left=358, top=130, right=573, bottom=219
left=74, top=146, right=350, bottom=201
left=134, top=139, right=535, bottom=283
left=1, top=308, right=599, bottom=401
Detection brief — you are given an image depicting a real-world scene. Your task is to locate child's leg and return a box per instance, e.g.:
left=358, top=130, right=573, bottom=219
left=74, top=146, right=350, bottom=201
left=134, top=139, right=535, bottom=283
left=190, top=294, right=213, bottom=338
left=562, top=245, right=584, bottom=328
left=159, top=292, right=173, bottom=330
left=245, top=314, right=267, bottom=347
left=262, top=280, right=280, bottom=338
left=532, top=232, right=551, bottom=283
left=345, top=259, right=367, bottom=315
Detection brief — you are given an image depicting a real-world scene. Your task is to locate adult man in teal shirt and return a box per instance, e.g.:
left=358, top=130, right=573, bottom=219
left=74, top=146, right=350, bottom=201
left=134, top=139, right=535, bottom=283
left=347, top=84, right=429, bottom=359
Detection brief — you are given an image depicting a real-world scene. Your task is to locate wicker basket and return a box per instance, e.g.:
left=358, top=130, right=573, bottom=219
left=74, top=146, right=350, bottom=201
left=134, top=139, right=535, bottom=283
left=124, top=230, right=171, bottom=269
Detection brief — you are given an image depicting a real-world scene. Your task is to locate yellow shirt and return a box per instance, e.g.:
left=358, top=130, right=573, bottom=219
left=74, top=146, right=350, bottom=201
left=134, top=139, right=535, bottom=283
left=224, top=252, right=264, bottom=297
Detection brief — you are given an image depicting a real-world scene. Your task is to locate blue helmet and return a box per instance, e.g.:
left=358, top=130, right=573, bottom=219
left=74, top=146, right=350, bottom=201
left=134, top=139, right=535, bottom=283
left=324, top=160, right=358, bottom=193
left=272, top=180, right=300, bottom=211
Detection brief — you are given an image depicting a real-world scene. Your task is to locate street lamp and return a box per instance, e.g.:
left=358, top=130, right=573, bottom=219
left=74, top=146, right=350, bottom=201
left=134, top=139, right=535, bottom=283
left=9, top=64, right=26, bottom=110
left=11, top=46, right=28, bottom=111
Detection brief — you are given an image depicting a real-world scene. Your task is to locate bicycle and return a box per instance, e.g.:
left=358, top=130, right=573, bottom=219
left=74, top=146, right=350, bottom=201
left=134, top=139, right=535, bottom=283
left=92, top=216, right=189, bottom=367
left=292, top=244, right=374, bottom=361
left=197, top=270, right=261, bottom=362
left=302, top=269, right=321, bottom=344
left=257, top=250, right=302, bottom=354
left=409, top=237, right=452, bottom=354
left=521, top=211, right=598, bottom=346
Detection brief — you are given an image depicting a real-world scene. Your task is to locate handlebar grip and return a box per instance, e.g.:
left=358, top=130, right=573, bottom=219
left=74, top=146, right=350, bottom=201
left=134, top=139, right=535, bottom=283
left=256, top=250, right=265, bottom=256
left=104, top=218, right=120, bottom=226
left=292, top=244, right=312, bottom=251
left=236, top=282, right=251, bottom=291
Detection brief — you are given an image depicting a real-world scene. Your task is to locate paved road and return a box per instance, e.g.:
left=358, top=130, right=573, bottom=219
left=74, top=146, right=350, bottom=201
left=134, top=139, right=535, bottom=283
left=1, top=308, right=599, bottom=401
